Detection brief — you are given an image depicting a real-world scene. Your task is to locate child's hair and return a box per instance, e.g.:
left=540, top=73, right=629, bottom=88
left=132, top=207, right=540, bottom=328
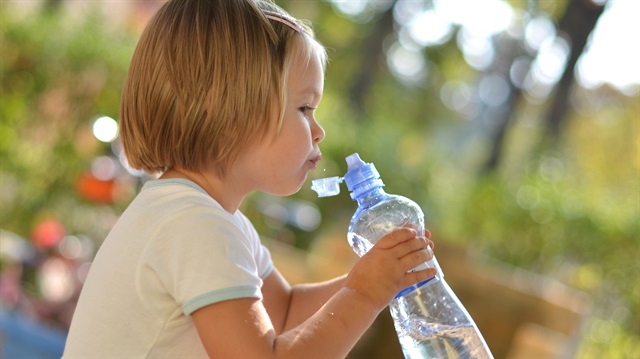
left=119, top=0, right=326, bottom=175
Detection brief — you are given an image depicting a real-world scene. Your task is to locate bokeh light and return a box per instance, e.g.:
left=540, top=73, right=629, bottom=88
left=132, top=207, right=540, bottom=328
left=524, top=15, right=556, bottom=52
left=92, top=116, right=118, bottom=143
left=458, top=29, right=495, bottom=71
left=576, top=0, right=640, bottom=94
left=387, top=42, right=427, bottom=85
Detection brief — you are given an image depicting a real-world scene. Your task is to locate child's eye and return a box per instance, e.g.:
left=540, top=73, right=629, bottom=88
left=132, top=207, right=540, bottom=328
left=299, top=105, right=315, bottom=116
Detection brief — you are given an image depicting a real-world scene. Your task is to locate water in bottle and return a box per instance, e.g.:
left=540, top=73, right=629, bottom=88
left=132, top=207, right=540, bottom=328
left=311, top=153, right=493, bottom=359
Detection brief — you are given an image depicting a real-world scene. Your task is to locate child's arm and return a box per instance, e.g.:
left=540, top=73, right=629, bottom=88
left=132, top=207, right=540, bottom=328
left=192, top=227, right=435, bottom=358
left=262, top=269, right=347, bottom=334
left=263, top=228, right=433, bottom=334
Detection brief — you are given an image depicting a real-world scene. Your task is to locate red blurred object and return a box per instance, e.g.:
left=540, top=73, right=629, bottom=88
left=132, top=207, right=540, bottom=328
left=31, top=219, right=66, bottom=250
left=77, top=172, right=115, bottom=204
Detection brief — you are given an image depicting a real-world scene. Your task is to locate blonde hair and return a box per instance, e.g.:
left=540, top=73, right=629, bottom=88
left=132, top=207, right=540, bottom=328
left=119, top=0, right=326, bottom=175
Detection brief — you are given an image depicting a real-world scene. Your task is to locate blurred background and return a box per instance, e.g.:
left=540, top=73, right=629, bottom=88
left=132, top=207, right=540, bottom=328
left=0, top=0, right=637, bottom=358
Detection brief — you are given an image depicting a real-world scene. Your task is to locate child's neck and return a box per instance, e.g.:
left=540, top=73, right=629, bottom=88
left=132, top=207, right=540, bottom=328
left=160, top=167, right=244, bottom=214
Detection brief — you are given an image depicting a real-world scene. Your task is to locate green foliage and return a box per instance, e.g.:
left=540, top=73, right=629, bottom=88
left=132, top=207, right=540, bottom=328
left=0, top=4, right=136, bottom=240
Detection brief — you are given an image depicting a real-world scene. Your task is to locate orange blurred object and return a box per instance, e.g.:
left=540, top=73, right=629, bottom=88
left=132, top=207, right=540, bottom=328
left=77, top=172, right=115, bottom=204
left=31, top=218, right=66, bottom=250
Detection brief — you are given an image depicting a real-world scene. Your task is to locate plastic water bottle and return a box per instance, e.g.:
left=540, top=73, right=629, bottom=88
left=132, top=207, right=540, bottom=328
left=311, top=153, right=493, bottom=359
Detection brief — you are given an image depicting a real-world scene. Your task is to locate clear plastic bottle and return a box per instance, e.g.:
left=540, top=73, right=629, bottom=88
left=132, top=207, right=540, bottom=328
left=311, top=153, right=493, bottom=359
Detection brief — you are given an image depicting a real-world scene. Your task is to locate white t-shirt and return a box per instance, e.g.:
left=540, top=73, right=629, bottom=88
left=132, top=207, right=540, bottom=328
left=63, top=178, right=273, bottom=358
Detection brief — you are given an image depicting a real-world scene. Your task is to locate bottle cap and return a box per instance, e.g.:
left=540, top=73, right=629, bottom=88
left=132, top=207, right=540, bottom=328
left=310, top=153, right=384, bottom=199
left=344, top=153, right=378, bottom=190
left=344, top=153, right=384, bottom=199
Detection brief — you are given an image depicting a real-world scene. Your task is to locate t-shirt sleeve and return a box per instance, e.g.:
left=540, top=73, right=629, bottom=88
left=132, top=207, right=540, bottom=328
left=237, top=211, right=273, bottom=280
left=140, top=206, right=271, bottom=316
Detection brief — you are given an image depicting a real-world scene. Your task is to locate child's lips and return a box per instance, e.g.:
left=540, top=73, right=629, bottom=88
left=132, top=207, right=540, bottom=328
left=309, top=154, right=322, bottom=167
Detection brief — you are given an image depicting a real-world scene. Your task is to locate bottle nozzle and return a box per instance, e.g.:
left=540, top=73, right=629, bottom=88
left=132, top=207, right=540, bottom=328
left=310, top=176, right=343, bottom=197
left=346, top=153, right=365, bottom=170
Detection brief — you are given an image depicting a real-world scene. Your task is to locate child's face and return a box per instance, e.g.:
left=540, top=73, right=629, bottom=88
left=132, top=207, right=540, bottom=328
left=234, top=51, right=325, bottom=196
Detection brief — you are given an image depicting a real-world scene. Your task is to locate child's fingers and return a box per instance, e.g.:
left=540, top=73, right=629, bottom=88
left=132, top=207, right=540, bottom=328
left=400, top=247, right=433, bottom=271
left=398, top=223, right=430, bottom=238
left=401, top=222, right=420, bottom=231
left=405, top=267, right=438, bottom=285
left=374, top=228, right=417, bottom=249
left=391, top=236, right=428, bottom=259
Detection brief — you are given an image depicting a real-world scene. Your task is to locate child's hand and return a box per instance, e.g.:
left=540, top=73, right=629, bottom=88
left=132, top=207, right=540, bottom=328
left=344, top=228, right=436, bottom=311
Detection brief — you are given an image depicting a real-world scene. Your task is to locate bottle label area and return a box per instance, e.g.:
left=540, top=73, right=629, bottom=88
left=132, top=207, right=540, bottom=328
left=395, top=276, right=438, bottom=299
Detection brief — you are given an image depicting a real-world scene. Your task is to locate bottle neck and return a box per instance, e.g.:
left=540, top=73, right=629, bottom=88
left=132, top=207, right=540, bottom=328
left=353, top=185, right=387, bottom=208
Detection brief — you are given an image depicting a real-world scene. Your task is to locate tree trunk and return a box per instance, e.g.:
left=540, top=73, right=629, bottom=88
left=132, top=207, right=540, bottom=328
left=483, top=0, right=607, bottom=172
left=481, top=34, right=528, bottom=173
left=349, top=1, right=396, bottom=117
left=544, top=0, right=606, bottom=144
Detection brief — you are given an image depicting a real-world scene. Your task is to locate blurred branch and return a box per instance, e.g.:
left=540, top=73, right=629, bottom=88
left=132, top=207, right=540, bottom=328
left=349, top=0, right=396, bottom=118
left=544, top=0, right=606, bottom=144
left=481, top=35, right=528, bottom=173
left=43, top=0, right=64, bottom=13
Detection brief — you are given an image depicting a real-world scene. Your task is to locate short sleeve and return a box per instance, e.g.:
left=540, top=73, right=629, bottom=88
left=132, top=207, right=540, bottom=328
left=138, top=205, right=271, bottom=316
left=236, top=211, right=273, bottom=280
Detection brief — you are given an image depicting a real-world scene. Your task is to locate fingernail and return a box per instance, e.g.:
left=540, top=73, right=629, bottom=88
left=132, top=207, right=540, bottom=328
left=426, top=246, right=434, bottom=258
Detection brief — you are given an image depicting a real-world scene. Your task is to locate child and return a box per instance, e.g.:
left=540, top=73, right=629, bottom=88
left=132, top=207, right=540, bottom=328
left=63, top=0, right=436, bottom=357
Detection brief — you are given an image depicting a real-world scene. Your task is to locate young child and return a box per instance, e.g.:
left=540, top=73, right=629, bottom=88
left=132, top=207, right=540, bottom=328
left=63, top=0, right=436, bottom=357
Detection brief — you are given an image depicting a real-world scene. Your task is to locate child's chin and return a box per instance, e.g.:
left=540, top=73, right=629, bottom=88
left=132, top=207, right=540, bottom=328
left=269, top=183, right=304, bottom=197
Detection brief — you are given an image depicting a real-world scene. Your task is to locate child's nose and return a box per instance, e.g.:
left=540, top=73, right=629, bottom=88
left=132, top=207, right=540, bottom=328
left=312, top=121, right=325, bottom=143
